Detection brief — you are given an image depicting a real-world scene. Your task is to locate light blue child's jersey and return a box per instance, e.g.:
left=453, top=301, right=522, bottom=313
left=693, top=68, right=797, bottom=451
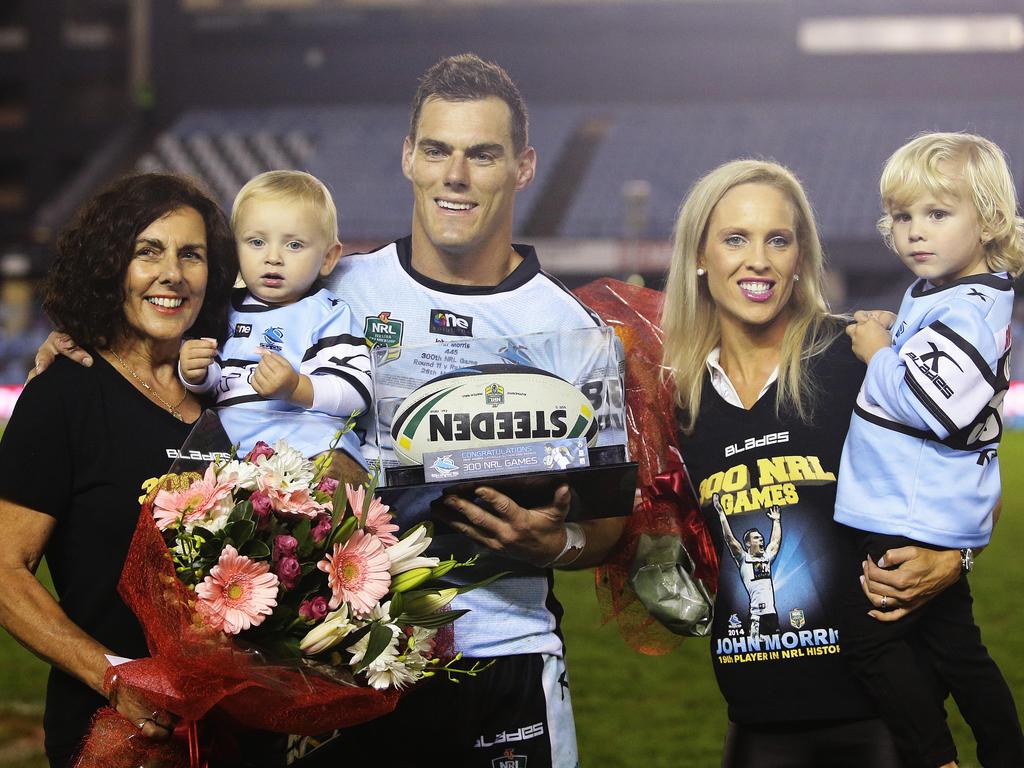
left=185, top=287, right=371, bottom=461
left=835, top=273, right=1014, bottom=548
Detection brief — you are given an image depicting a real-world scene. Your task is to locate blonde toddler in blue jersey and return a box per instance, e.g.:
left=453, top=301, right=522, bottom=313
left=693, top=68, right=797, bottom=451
left=179, top=171, right=371, bottom=460
left=835, top=133, right=1024, bottom=768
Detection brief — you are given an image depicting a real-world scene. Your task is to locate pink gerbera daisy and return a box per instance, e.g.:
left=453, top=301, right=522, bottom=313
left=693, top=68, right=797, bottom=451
left=195, top=545, right=279, bottom=635
left=345, top=485, right=400, bottom=546
left=317, top=530, right=391, bottom=617
left=152, top=464, right=235, bottom=531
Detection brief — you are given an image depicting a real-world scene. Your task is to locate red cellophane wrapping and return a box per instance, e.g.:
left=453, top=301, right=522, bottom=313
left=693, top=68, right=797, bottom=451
left=74, top=493, right=403, bottom=768
left=573, top=278, right=718, bottom=655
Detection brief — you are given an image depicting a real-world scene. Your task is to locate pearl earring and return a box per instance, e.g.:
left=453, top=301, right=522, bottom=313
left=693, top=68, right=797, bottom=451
left=793, top=274, right=801, bottom=282
left=696, top=267, right=706, bottom=277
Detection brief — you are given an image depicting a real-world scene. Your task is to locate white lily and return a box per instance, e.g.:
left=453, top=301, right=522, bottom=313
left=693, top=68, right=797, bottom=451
left=386, top=526, right=440, bottom=575
left=401, top=587, right=459, bottom=616
left=299, top=604, right=355, bottom=655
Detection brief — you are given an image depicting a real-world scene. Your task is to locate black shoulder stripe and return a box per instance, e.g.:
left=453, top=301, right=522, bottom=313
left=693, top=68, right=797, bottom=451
left=219, top=394, right=266, bottom=407
left=903, top=368, right=958, bottom=436
left=852, top=403, right=934, bottom=440
left=301, top=334, right=367, bottom=362
left=539, top=269, right=602, bottom=327
left=929, top=321, right=997, bottom=387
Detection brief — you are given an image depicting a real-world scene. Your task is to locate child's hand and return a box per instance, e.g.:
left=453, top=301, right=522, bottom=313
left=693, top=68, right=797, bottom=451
left=846, top=317, right=892, bottom=364
left=252, top=350, right=300, bottom=400
left=852, top=309, right=897, bottom=330
left=180, top=338, right=218, bottom=384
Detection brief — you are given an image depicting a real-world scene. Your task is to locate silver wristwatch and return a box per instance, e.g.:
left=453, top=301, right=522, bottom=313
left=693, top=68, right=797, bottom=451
left=960, top=547, right=974, bottom=574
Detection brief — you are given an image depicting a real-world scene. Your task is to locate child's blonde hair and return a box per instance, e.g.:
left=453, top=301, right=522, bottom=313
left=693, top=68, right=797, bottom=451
left=231, top=170, right=340, bottom=245
left=878, top=132, right=1024, bottom=277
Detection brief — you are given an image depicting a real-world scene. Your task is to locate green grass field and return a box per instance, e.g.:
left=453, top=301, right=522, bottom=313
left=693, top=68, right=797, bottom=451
left=2, top=434, right=1022, bottom=767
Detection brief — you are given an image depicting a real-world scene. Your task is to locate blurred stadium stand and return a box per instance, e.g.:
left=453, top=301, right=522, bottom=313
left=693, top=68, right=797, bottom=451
left=3, top=0, right=1024, bottom=381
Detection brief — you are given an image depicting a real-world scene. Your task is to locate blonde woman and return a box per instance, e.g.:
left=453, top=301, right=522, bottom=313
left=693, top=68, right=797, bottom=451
left=661, top=159, right=961, bottom=766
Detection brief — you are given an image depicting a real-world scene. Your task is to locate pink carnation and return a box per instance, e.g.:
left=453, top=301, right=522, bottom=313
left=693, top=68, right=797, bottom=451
left=311, top=513, right=333, bottom=545
left=250, top=491, right=273, bottom=525
left=345, top=485, right=399, bottom=546
left=152, top=464, right=235, bottom=531
left=195, top=545, right=279, bottom=635
left=299, top=595, right=329, bottom=621
left=264, top=486, right=325, bottom=519
left=273, top=534, right=298, bottom=561
left=245, top=441, right=275, bottom=462
left=274, top=555, right=301, bottom=590
left=317, top=530, right=391, bottom=617
left=318, top=477, right=339, bottom=496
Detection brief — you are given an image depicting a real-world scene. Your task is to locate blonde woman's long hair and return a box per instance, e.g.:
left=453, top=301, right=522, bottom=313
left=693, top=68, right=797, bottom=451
left=662, top=159, right=841, bottom=435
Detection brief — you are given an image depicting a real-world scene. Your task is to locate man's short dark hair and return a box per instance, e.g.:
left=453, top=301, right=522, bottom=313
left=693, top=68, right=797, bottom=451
left=742, top=529, right=761, bottom=548
left=409, top=53, right=529, bottom=154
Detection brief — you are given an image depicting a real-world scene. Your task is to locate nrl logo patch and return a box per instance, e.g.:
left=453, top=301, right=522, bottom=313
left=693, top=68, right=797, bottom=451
left=789, top=608, right=805, bottom=630
left=364, top=312, right=404, bottom=361
left=492, top=749, right=527, bottom=768
left=484, top=383, right=505, bottom=406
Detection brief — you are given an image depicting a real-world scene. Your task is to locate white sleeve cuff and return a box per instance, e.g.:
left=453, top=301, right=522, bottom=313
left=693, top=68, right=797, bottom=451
left=309, top=375, right=369, bottom=418
left=179, top=359, right=219, bottom=394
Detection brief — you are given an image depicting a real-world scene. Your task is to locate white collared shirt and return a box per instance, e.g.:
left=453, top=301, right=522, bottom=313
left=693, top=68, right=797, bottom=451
left=705, top=347, right=778, bottom=408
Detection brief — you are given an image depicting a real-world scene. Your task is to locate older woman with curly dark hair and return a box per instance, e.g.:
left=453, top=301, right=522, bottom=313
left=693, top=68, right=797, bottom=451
left=0, top=173, right=236, bottom=768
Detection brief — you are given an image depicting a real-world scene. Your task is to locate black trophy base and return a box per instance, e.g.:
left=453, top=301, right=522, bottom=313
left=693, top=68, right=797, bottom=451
left=377, top=446, right=637, bottom=576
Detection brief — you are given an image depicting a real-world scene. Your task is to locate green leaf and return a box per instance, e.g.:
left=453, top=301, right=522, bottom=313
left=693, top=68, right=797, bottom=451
left=397, top=609, right=469, bottom=629
left=331, top=482, right=348, bottom=526
left=292, top=518, right=312, bottom=548
left=228, top=519, right=256, bottom=545
left=300, top=561, right=317, bottom=576
left=352, top=622, right=396, bottom=673
left=240, top=539, right=271, bottom=560
left=389, top=591, right=404, bottom=619
left=229, top=500, right=253, bottom=523
left=338, top=622, right=373, bottom=651
left=199, top=538, right=223, bottom=559
left=328, top=516, right=357, bottom=547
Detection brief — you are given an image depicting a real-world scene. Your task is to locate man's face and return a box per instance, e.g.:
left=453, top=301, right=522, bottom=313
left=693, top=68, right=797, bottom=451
left=403, top=96, right=535, bottom=264
left=745, top=531, right=765, bottom=556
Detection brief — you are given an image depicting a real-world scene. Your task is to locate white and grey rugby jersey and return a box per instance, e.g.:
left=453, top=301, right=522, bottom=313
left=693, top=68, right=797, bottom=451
left=184, top=287, right=370, bottom=460
left=835, top=272, right=1014, bottom=548
left=326, top=236, right=619, bottom=658
left=739, top=553, right=777, bottom=618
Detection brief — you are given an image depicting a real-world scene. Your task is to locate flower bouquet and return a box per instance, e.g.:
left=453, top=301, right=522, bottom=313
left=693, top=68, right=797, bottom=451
left=75, top=439, right=492, bottom=768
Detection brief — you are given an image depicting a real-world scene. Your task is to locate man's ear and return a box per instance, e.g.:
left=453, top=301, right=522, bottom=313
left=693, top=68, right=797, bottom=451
left=402, top=136, right=414, bottom=181
left=320, top=242, right=343, bottom=277
left=514, top=146, right=537, bottom=191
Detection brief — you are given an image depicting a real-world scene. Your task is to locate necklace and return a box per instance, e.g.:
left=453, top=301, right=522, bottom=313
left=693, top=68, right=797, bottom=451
left=108, top=349, right=187, bottom=421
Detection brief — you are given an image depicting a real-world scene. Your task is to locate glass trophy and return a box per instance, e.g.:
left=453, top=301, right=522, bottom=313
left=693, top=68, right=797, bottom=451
left=368, top=327, right=638, bottom=574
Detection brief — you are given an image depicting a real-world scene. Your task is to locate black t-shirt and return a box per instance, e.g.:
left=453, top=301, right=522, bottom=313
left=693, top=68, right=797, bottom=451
left=679, top=331, right=877, bottom=725
left=0, top=353, right=192, bottom=760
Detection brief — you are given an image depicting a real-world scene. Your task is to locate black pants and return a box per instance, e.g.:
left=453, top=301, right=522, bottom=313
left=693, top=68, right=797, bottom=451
left=723, top=717, right=904, bottom=768
left=838, top=528, right=1024, bottom=768
left=236, top=653, right=574, bottom=768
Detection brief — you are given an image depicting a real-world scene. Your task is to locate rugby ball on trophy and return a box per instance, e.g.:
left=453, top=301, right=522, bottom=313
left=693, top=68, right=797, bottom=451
left=390, top=364, right=599, bottom=466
